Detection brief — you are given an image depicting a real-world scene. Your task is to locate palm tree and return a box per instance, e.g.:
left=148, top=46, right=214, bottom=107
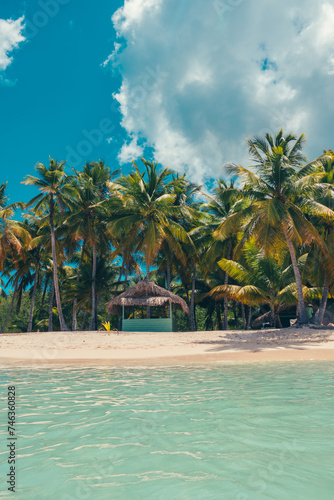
left=216, top=130, right=332, bottom=324
left=65, top=161, right=118, bottom=330
left=0, top=182, right=30, bottom=271
left=209, top=241, right=299, bottom=327
left=22, top=158, right=75, bottom=331
left=63, top=254, right=120, bottom=329
left=306, top=151, right=334, bottom=324
left=156, top=174, right=202, bottom=292
left=20, top=217, right=45, bottom=332
left=108, top=159, right=189, bottom=279
left=200, top=179, right=245, bottom=329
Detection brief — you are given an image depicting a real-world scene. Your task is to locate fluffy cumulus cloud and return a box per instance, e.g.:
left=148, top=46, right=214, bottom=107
left=118, top=135, right=144, bottom=163
left=0, top=17, right=25, bottom=72
left=109, top=0, right=334, bottom=183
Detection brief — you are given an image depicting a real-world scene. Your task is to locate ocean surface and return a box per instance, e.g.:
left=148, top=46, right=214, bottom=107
left=1, top=362, right=334, bottom=499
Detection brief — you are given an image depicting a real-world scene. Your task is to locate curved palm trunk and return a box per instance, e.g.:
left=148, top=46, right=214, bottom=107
left=270, top=306, right=282, bottom=328
left=223, top=239, right=232, bottom=330
left=117, top=255, right=126, bottom=291
left=276, top=314, right=282, bottom=328
left=166, top=257, right=171, bottom=291
left=90, top=243, right=97, bottom=330
left=1, top=284, right=18, bottom=333
left=72, top=240, right=86, bottom=331
left=146, top=261, right=151, bottom=318
left=16, top=281, right=24, bottom=314
left=282, top=229, right=307, bottom=324
left=48, top=280, right=55, bottom=332
left=313, top=277, right=328, bottom=325
left=27, top=260, right=40, bottom=332
left=50, top=194, right=68, bottom=331
left=190, top=264, right=197, bottom=331
left=124, top=259, right=129, bottom=289
left=270, top=306, right=275, bottom=327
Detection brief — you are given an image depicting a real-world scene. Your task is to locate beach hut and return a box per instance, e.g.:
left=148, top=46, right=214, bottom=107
left=106, top=279, right=190, bottom=332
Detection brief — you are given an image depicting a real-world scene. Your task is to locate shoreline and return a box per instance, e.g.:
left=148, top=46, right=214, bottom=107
left=1, top=328, right=334, bottom=366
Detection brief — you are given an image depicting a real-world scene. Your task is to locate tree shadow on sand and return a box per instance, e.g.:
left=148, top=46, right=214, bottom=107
left=194, top=327, right=334, bottom=353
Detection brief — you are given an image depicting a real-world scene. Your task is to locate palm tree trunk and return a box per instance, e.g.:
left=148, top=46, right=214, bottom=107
left=276, top=313, right=282, bottom=328
left=190, top=264, right=197, bottom=331
left=72, top=240, right=86, bottom=331
left=117, top=255, right=126, bottom=291
left=145, top=261, right=151, bottom=318
left=216, top=302, right=222, bottom=330
left=241, top=302, right=246, bottom=329
left=48, top=280, right=55, bottom=332
left=40, top=276, right=49, bottom=311
left=246, top=306, right=252, bottom=330
left=1, top=284, right=18, bottom=333
left=223, top=239, right=232, bottom=330
left=270, top=306, right=275, bottom=327
left=89, top=243, right=97, bottom=330
left=50, top=194, right=68, bottom=331
left=124, top=260, right=129, bottom=288
left=313, top=277, right=328, bottom=325
left=166, top=257, right=171, bottom=291
left=27, top=261, right=40, bottom=332
left=81, top=309, right=88, bottom=330
left=282, top=228, right=307, bottom=324
left=72, top=303, right=78, bottom=331
left=223, top=298, right=228, bottom=330
left=16, top=281, right=23, bottom=314
left=232, top=301, right=238, bottom=328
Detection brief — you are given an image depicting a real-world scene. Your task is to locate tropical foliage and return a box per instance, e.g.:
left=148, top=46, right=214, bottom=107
left=1, top=131, right=334, bottom=333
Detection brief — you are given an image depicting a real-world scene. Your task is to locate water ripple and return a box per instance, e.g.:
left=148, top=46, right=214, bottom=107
left=0, top=362, right=334, bottom=499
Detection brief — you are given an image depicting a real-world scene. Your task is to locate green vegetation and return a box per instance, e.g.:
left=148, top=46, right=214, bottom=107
left=1, top=130, right=334, bottom=333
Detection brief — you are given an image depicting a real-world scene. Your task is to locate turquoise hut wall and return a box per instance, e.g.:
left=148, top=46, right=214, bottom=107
left=121, top=303, right=174, bottom=332
left=122, top=317, right=173, bottom=332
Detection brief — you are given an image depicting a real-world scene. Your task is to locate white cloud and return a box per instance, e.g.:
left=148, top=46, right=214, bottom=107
left=0, top=17, right=25, bottom=71
left=118, top=135, right=144, bottom=163
left=112, top=0, right=164, bottom=35
left=102, top=42, right=122, bottom=67
left=110, top=0, right=334, bottom=184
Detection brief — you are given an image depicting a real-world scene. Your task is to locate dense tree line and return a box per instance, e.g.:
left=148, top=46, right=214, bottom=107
left=0, top=129, right=333, bottom=333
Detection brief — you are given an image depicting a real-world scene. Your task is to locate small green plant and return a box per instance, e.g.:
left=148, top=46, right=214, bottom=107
left=102, top=321, right=111, bottom=333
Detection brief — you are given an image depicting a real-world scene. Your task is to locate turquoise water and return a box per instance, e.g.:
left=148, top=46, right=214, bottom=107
left=1, top=362, right=334, bottom=499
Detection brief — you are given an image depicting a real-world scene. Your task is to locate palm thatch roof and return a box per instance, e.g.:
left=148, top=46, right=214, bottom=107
left=106, top=279, right=190, bottom=316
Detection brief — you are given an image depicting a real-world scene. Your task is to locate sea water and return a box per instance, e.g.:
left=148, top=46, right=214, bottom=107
left=1, top=362, right=334, bottom=499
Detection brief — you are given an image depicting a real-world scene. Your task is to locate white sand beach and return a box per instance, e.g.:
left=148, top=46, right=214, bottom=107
left=1, top=327, right=334, bottom=365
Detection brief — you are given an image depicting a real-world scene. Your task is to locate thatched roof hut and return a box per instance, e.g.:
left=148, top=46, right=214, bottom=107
left=106, top=279, right=190, bottom=316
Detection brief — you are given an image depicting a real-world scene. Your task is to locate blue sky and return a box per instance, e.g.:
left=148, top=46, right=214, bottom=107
left=0, top=0, right=125, bottom=205
left=1, top=0, right=334, bottom=206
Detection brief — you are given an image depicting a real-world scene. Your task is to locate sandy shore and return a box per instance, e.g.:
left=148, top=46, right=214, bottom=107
left=1, top=327, right=334, bottom=365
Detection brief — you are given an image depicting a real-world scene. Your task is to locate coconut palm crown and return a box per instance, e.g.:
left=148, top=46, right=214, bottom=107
left=215, top=130, right=334, bottom=324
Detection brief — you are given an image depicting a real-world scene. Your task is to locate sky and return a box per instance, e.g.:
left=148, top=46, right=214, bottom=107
left=1, top=0, right=334, bottom=205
